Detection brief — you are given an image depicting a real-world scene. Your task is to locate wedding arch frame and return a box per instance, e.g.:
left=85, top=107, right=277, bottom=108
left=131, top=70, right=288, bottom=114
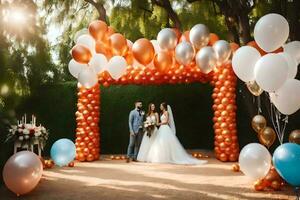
left=74, top=60, right=240, bottom=162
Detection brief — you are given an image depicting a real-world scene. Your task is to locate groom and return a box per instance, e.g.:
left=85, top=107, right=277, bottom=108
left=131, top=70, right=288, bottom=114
left=127, top=100, right=144, bottom=162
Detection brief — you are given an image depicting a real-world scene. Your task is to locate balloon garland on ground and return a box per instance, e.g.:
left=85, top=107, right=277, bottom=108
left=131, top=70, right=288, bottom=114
left=68, top=20, right=240, bottom=162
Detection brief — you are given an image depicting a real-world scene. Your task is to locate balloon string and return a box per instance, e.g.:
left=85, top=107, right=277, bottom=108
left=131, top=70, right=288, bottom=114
left=268, top=93, right=282, bottom=144
left=275, top=108, right=282, bottom=143
left=280, top=115, right=288, bottom=144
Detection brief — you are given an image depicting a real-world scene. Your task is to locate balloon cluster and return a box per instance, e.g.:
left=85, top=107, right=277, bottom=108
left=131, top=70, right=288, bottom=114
left=211, top=62, right=239, bottom=162
left=254, top=166, right=285, bottom=191
left=232, top=13, right=300, bottom=115
left=251, top=114, right=276, bottom=148
left=109, top=155, right=126, bottom=160
left=75, top=84, right=100, bottom=162
left=69, top=21, right=234, bottom=88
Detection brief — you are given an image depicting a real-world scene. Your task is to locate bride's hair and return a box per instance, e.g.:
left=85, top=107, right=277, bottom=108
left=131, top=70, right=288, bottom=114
left=147, top=103, right=156, bottom=116
left=160, top=102, right=167, bottom=113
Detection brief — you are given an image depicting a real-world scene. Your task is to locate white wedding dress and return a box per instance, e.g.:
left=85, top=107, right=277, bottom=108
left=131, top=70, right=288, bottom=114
left=137, top=115, right=158, bottom=162
left=143, top=106, right=207, bottom=165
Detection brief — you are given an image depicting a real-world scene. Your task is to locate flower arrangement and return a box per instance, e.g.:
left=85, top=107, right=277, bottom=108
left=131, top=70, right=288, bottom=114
left=144, top=118, right=156, bottom=137
left=6, top=114, right=49, bottom=149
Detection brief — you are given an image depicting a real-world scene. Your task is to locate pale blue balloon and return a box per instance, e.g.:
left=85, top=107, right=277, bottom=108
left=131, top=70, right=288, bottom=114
left=273, top=143, right=300, bottom=186
left=50, top=138, right=76, bottom=167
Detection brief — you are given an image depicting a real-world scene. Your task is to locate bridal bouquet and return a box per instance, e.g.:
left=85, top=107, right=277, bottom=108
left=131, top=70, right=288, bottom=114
left=144, top=118, right=156, bottom=137
left=6, top=115, right=49, bottom=149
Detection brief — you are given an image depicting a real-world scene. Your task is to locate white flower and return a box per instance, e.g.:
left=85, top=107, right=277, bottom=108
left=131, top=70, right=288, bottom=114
left=18, top=128, right=23, bottom=133
left=24, top=135, right=30, bottom=140
left=23, top=129, right=30, bottom=135
left=19, top=136, right=24, bottom=141
left=34, top=131, right=41, bottom=137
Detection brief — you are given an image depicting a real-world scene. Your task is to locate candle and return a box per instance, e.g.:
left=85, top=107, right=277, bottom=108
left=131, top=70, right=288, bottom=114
left=25, top=114, right=26, bottom=124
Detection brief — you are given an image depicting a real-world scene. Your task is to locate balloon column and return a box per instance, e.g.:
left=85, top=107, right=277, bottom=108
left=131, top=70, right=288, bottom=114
left=69, top=20, right=239, bottom=162
left=75, top=84, right=100, bottom=162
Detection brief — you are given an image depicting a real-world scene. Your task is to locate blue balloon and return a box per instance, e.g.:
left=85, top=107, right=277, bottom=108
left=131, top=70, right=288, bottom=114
left=50, top=138, right=76, bottom=167
left=273, top=143, right=300, bottom=186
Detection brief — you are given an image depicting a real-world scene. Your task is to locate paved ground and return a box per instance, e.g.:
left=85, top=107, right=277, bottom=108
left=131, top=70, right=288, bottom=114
left=0, top=157, right=295, bottom=200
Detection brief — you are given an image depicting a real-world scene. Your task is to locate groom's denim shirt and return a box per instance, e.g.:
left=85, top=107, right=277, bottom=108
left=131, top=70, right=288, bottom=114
left=129, top=108, right=144, bottom=134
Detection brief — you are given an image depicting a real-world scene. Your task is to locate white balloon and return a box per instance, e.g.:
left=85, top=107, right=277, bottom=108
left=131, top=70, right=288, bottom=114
left=254, top=53, right=288, bottom=92
left=283, top=41, right=300, bottom=64
left=278, top=52, right=297, bottom=79
left=254, top=13, right=289, bottom=52
left=157, top=28, right=177, bottom=50
left=239, top=143, right=272, bottom=180
left=175, top=41, right=195, bottom=65
left=189, top=24, right=210, bottom=49
left=213, top=40, right=231, bottom=65
left=76, top=34, right=96, bottom=54
left=74, top=28, right=88, bottom=43
left=195, top=46, right=217, bottom=74
left=68, top=59, right=87, bottom=79
left=270, top=79, right=300, bottom=115
left=88, top=54, right=107, bottom=73
left=150, top=40, right=161, bottom=53
left=78, top=67, right=98, bottom=89
left=107, top=56, right=127, bottom=80
left=232, top=46, right=261, bottom=82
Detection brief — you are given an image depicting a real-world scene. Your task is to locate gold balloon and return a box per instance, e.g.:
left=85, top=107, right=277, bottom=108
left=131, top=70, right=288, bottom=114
left=289, top=130, right=300, bottom=144
left=246, top=81, right=263, bottom=96
left=259, top=127, right=276, bottom=148
left=251, top=114, right=267, bottom=133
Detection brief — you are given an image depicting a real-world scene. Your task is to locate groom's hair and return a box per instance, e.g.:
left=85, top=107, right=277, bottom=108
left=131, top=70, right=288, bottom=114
left=135, top=100, right=142, bottom=105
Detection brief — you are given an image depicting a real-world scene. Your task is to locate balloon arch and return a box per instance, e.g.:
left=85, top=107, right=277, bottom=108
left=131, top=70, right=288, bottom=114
left=71, top=21, right=240, bottom=162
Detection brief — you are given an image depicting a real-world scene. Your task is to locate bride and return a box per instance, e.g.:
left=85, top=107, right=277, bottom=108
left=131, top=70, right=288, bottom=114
left=137, top=103, right=159, bottom=162
left=140, top=102, right=207, bottom=165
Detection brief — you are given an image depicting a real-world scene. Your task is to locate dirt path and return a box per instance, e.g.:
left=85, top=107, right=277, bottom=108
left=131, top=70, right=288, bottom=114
left=0, top=158, right=294, bottom=200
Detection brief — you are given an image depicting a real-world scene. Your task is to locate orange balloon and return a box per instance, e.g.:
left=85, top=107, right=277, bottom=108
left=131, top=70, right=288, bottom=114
left=109, top=33, right=128, bottom=56
left=247, top=41, right=266, bottom=55
left=208, top=33, right=219, bottom=46
left=153, top=51, right=173, bottom=73
left=247, top=41, right=282, bottom=55
left=230, top=42, right=239, bottom=52
left=132, top=38, right=155, bottom=65
left=125, top=52, right=134, bottom=65
left=179, top=30, right=190, bottom=43
left=107, top=26, right=115, bottom=36
left=88, top=20, right=108, bottom=41
left=95, top=41, right=112, bottom=59
left=71, top=44, right=92, bottom=64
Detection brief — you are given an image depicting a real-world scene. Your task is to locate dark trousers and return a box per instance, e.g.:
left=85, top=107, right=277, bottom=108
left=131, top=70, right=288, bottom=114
left=127, top=128, right=144, bottom=159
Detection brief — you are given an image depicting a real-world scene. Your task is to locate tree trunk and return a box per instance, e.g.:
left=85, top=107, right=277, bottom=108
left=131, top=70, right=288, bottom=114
left=238, top=13, right=251, bottom=45
left=224, top=17, right=240, bottom=44
left=84, top=0, right=107, bottom=23
left=287, top=0, right=300, bottom=41
left=151, top=0, right=182, bottom=29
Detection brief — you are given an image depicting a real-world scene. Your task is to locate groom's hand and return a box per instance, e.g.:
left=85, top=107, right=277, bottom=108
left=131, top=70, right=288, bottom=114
left=130, top=131, right=135, bottom=136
